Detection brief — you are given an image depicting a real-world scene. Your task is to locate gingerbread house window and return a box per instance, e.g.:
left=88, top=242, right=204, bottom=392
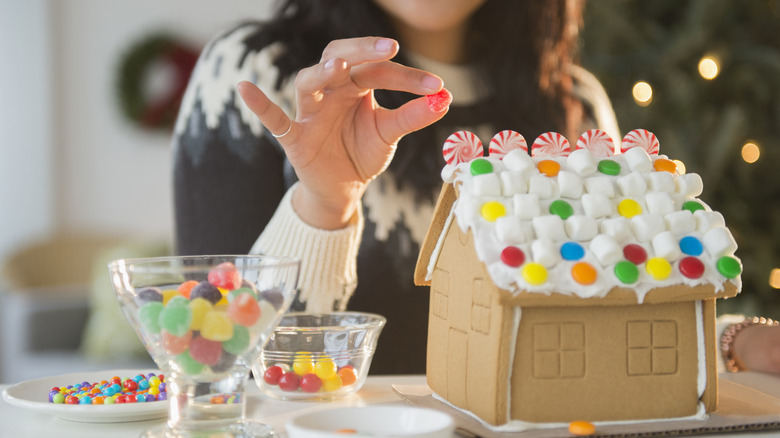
left=471, top=278, right=491, bottom=334
left=627, top=320, right=678, bottom=376
left=432, top=269, right=449, bottom=319
left=532, top=322, right=585, bottom=379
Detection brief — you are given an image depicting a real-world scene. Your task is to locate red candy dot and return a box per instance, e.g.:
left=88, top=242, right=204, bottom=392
left=501, top=246, right=525, bottom=267
left=278, top=371, right=301, bottom=392
left=679, top=256, right=705, bottom=279
left=123, top=379, right=138, bottom=391
left=300, top=374, right=323, bottom=393
left=623, top=244, right=648, bottom=265
left=263, top=366, right=284, bottom=385
left=425, top=88, right=452, bottom=113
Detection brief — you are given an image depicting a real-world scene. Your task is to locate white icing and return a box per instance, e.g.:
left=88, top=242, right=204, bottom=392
left=696, top=300, right=707, bottom=398
left=702, top=227, right=738, bottom=257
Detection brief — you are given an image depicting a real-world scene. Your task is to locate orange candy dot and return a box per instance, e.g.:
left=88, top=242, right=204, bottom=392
left=571, top=262, right=597, bottom=285
left=537, top=159, right=561, bottom=177
left=337, top=366, right=358, bottom=386
left=569, top=420, right=596, bottom=436
left=653, top=158, right=677, bottom=173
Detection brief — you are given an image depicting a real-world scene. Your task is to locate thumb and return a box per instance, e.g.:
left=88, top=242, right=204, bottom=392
left=376, top=89, right=451, bottom=144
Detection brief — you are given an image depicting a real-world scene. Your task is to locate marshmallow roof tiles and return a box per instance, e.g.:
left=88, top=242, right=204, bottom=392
left=432, top=129, right=743, bottom=302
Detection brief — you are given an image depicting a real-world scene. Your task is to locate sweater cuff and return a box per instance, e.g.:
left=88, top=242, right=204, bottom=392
left=250, top=183, right=363, bottom=312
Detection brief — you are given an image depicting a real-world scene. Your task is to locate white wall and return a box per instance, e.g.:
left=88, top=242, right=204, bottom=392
left=0, top=0, right=273, bottom=268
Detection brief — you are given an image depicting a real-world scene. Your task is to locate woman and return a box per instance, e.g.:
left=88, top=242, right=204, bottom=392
left=172, top=0, right=778, bottom=374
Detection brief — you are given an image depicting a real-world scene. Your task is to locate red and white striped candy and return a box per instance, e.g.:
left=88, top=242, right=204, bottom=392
left=531, top=132, right=571, bottom=157
left=488, top=130, right=527, bottom=158
left=621, top=129, right=659, bottom=155
left=576, top=129, right=615, bottom=157
left=442, top=130, right=483, bottom=165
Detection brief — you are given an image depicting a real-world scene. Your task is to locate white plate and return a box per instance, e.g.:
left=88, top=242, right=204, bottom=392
left=286, top=406, right=454, bottom=438
left=2, top=369, right=168, bottom=423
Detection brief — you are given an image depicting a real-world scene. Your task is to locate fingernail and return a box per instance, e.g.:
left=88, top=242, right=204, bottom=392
left=324, top=58, right=335, bottom=70
left=375, top=38, right=395, bottom=53
left=421, top=75, right=443, bottom=93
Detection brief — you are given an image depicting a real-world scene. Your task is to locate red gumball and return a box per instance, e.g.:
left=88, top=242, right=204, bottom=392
left=278, top=371, right=301, bottom=392
left=300, top=374, right=323, bottom=393
left=263, top=366, right=284, bottom=385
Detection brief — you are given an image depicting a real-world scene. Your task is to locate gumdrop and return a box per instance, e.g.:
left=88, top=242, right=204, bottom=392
left=159, top=302, right=192, bottom=337
left=188, top=335, right=223, bottom=366
left=136, top=287, right=163, bottom=305
left=210, top=351, right=237, bottom=373
left=138, top=302, right=163, bottom=334
left=228, top=287, right=258, bottom=303
left=425, top=88, right=452, bottom=112
left=190, top=281, right=222, bottom=304
left=207, top=262, right=242, bottom=290
left=227, top=293, right=261, bottom=326
left=260, top=289, right=284, bottom=310
left=162, top=329, right=192, bottom=355
left=176, top=280, right=199, bottom=299
left=222, top=324, right=250, bottom=355
left=200, top=310, right=234, bottom=342
left=188, top=297, right=213, bottom=331
left=177, top=351, right=206, bottom=374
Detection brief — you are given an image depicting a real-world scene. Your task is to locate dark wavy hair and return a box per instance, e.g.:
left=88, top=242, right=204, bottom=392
left=241, top=0, right=585, bottom=198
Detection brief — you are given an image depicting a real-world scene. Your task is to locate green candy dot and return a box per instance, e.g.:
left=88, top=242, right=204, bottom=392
left=597, top=159, right=621, bottom=176
left=549, top=200, right=574, bottom=220
left=682, top=200, right=705, bottom=213
left=138, top=302, right=164, bottom=334
left=716, top=256, right=742, bottom=279
left=177, top=351, right=205, bottom=374
left=614, top=260, right=640, bottom=284
left=222, top=325, right=251, bottom=355
left=470, top=158, right=493, bottom=176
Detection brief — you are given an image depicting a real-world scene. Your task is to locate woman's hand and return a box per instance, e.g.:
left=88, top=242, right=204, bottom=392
left=238, top=37, right=449, bottom=230
left=734, top=324, right=780, bottom=374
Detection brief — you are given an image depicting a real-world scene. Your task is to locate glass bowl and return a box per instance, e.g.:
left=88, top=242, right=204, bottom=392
left=252, top=312, right=385, bottom=401
left=109, top=255, right=299, bottom=438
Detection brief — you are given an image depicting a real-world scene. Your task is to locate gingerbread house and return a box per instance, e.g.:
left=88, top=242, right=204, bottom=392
left=414, top=129, right=741, bottom=428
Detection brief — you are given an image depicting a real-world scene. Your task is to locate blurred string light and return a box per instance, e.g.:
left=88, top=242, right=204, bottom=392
left=632, top=81, right=653, bottom=106
left=698, top=56, right=720, bottom=80
left=770, top=268, right=780, bottom=289
left=741, top=141, right=760, bottom=163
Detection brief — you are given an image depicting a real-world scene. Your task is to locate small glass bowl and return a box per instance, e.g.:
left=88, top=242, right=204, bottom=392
left=252, top=312, right=385, bottom=401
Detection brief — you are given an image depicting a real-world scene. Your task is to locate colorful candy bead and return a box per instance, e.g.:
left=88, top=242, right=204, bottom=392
left=617, top=199, right=642, bottom=218
left=537, top=159, right=560, bottom=177
left=569, top=420, right=596, bottom=436
left=470, top=158, right=493, bottom=176
left=501, top=246, right=525, bottom=267
left=571, top=262, right=597, bottom=285
left=679, top=257, right=705, bottom=279
left=614, top=260, right=639, bottom=284
left=522, top=263, right=547, bottom=285
left=646, top=257, right=672, bottom=280
left=48, top=373, right=167, bottom=404
left=653, top=158, right=677, bottom=173
left=597, top=159, right=621, bottom=176
left=716, top=256, right=742, bottom=279
left=623, top=244, right=648, bottom=265
left=549, top=200, right=574, bottom=220
left=679, top=236, right=703, bottom=256
left=560, top=242, right=585, bottom=261
left=682, top=200, right=705, bottom=213
left=481, top=201, right=506, bottom=222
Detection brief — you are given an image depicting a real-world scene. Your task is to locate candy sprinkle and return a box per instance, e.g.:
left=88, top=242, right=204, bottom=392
left=49, top=373, right=167, bottom=405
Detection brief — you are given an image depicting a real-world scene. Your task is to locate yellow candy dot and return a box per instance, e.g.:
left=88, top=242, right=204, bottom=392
left=188, top=297, right=213, bottom=331
left=646, top=257, right=672, bottom=280
left=162, top=289, right=182, bottom=305
left=315, top=359, right=338, bottom=379
left=148, top=386, right=160, bottom=395
left=293, top=357, right=315, bottom=376
left=200, top=310, right=234, bottom=341
left=481, top=201, right=506, bottom=222
left=322, top=375, right=343, bottom=392
left=618, top=199, right=642, bottom=218
left=537, top=159, right=560, bottom=177
left=653, top=158, right=677, bottom=173
left=522, top=263, right=547, bottom=285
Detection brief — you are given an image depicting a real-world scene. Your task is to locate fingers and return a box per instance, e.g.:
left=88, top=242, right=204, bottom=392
left=351, top=62, right=443, bottom=95
left=320, top=37, right=398, bottom=65
left=375, top=93, right=451, bottom=145
left=236, top=81, right=296, bottom=140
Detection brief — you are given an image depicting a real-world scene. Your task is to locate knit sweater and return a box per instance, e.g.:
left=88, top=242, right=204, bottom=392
left=172, top=22, right=620, bottom=374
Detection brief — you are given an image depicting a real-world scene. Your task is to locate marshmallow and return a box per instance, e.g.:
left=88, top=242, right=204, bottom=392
left=558, top=170, right=583, bottom=199
left=694, top=210, right=726, bottom=232
left=664, top=210, right=696, bottom=235
left=565, top=215, right=598, bottom=241
left=528, top=174, right=558, bottom=199
left=600, top=217, right=633, bottom=241
left=647, top=171, right=676, bottom=193
left=652, top=231, right=683, bottom=261
left=500, top=170, right=528, bottom=196
left=616, top=172, right=648, bottom=197
left=622, top=146, right=653, bottom=172
left=703, top=227, right=738, bottom=257
left=531, top=238, right=561, bottom=267
left=677, top=173, right=704, bottom=197
left=513, top=193, right=541, bottom=219
left=582, top=193, right=613, bottom=218
left=630, top=214, right=666, bottom=242
left=532, top=215, right=567, bottom=240
left=566, top=148, right=598, bottom=176
left=473, top=173, right=502, bottom=196
left=441, top=165, right=457, bottom=183
left=584, top=176, right=616, bottom=197
left=645, top=192, right=675, bottom=216
left=495, top=215, right=527, bottom=244
left=590, top=234, right=623, bottom=266
left=503, top=148, right=535, bottom=173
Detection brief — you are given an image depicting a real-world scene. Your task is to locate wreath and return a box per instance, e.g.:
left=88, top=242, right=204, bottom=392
left=116, top=34, right=199, bottom=131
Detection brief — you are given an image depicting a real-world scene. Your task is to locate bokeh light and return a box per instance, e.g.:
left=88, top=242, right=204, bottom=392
left=770, top=268, right=780, bottom=289
left=741, top=142, right=760, bottom=163
left=632, top=81, right=653, bottom=106
left=698, top=56, right=720, bottom=80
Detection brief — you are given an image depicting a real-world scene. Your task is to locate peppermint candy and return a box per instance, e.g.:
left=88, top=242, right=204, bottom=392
left=442, top=130, right=483, bottom=165
left=576, top=129, right=615, bottom=157
left=621, top=129, right=659, bottom=155
left=531, top=132, right=571, bottom=157
left=488, top=130, right=527, bottom=158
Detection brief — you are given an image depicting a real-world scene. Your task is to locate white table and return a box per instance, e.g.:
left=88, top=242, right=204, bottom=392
left=2, top=373, right=779, bottom=437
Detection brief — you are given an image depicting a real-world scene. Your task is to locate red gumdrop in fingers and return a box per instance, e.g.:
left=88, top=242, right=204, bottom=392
left=426, top=88, right=452, bottom=112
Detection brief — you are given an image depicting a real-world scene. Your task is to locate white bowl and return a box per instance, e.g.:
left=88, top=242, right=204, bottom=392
left=286, top=406, right=454, bottom=438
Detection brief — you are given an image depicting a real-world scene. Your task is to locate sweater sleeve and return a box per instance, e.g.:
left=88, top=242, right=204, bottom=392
left=249, top=182, right=364, bottom=312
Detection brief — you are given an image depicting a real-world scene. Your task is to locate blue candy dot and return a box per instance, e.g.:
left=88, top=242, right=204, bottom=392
left=79, top=396, right=92, bottom=405
left=561, top=242, right=585, bottom=261
left=679, top=236, right=703, bottom=256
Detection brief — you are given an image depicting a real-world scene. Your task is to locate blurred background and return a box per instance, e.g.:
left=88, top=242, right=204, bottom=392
left=0, top=0, right=777, bottom=382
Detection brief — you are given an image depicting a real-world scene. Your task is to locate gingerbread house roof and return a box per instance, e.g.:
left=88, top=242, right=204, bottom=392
left=414, top=129, right=742, bottom=304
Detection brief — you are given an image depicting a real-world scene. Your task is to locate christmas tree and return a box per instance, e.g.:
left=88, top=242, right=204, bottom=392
left=581, top=0, right=780, bottom=317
